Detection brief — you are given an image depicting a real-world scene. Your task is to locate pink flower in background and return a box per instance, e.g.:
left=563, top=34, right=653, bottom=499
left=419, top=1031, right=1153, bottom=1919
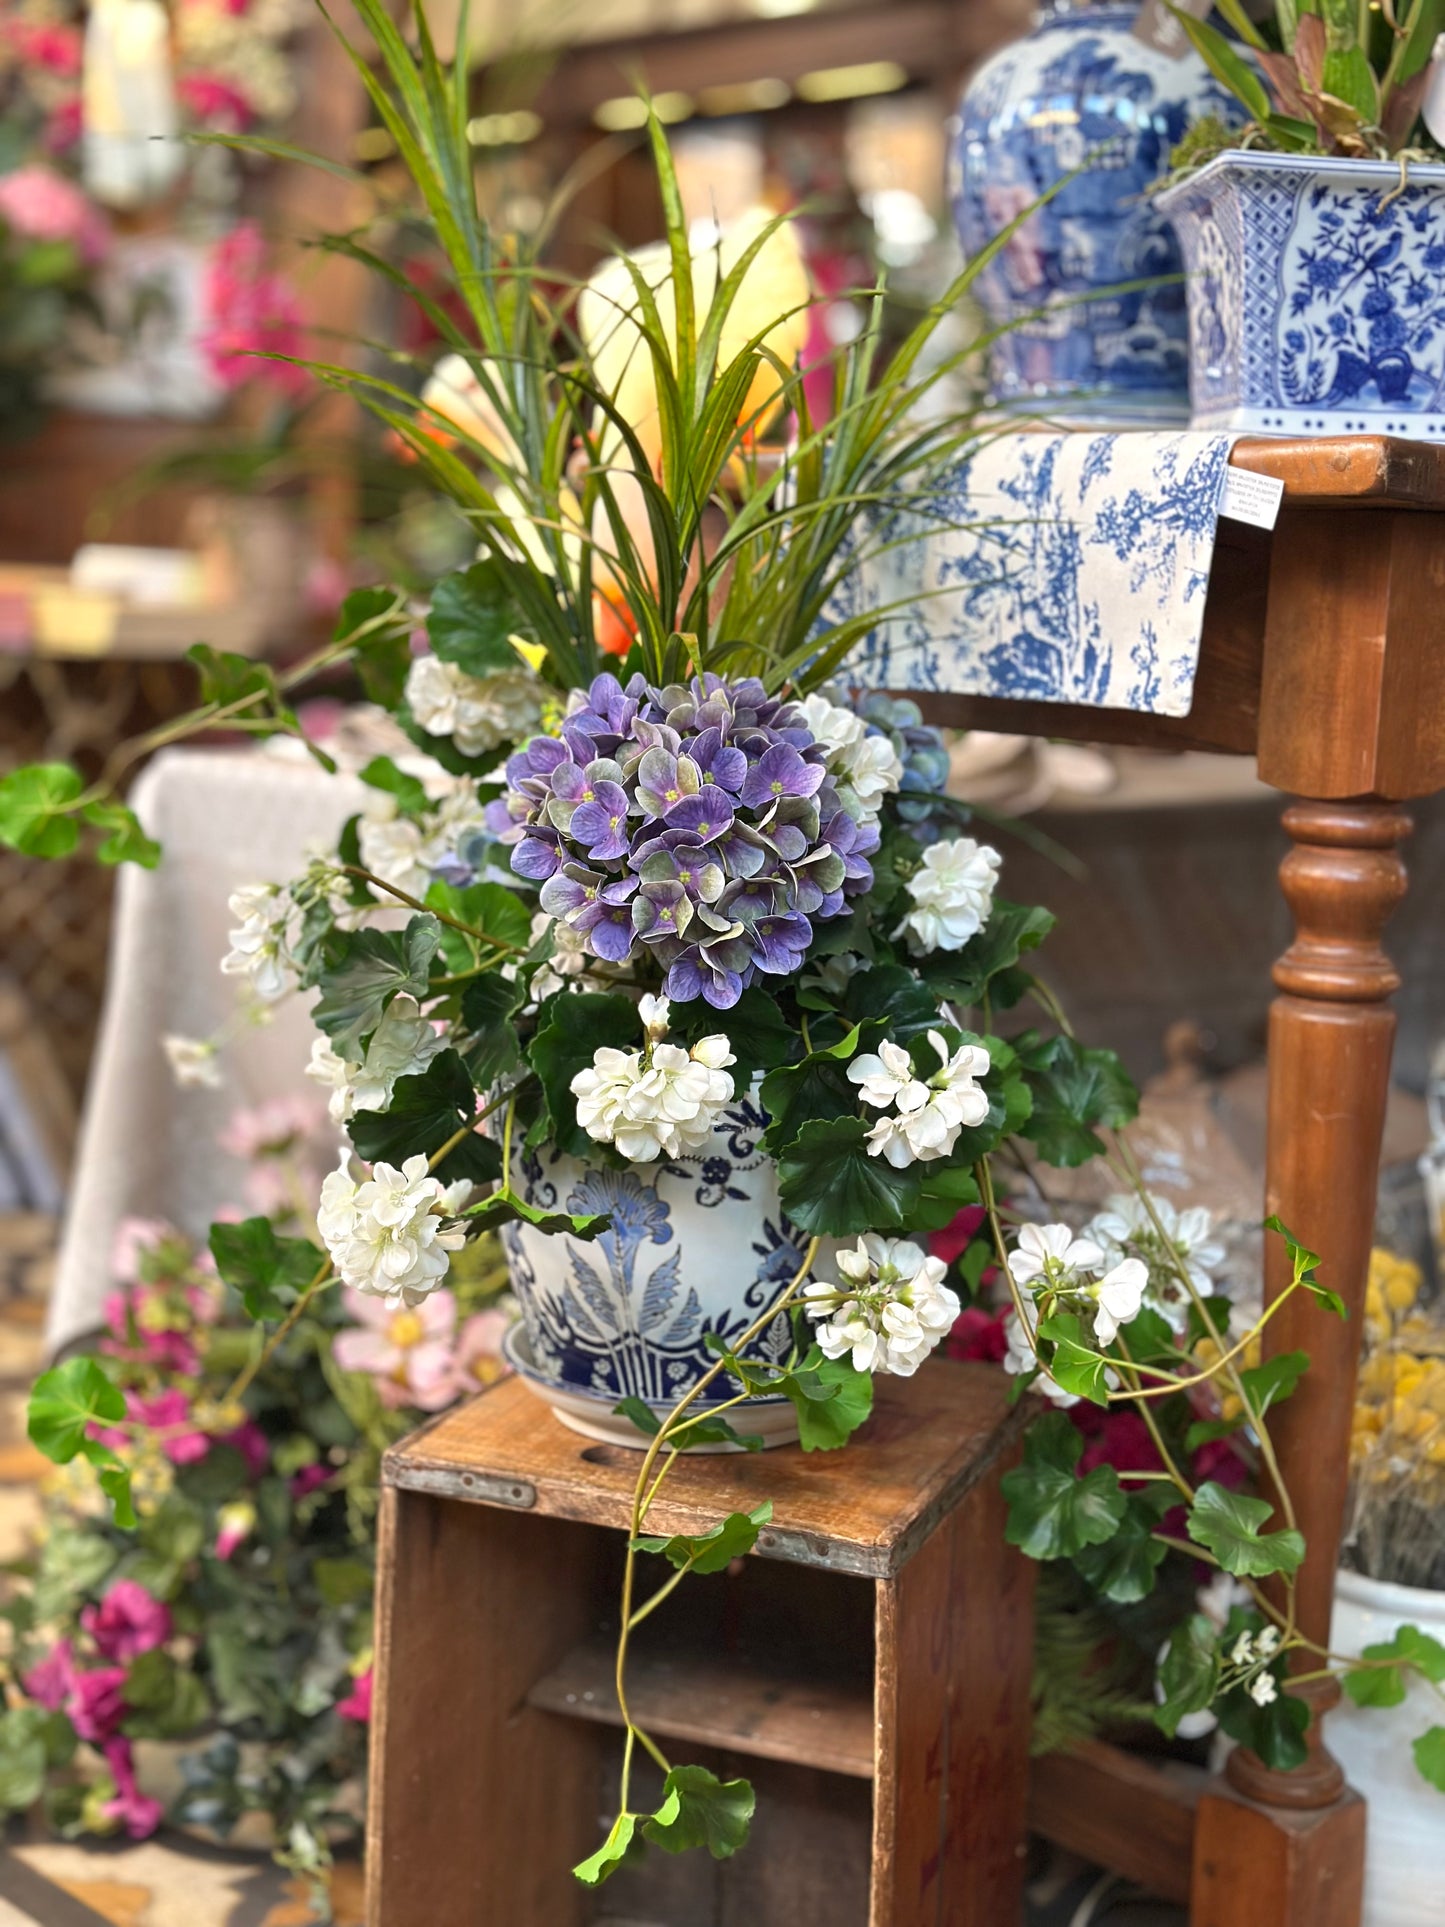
left=69, top=1666, right=128, bottom=1744
left=336, top=1669, right=372, bottom=1723
left=947, top=1306, right=1007, bottom=1364
left=334, top=1288, right=460, bottom=1411
left=214, top=1500, right=256, bottom=1562
left=6, top=21, right=83, bottom=76
left=100, top=1737, right=164, bottom=1839
left=202, top=222, right=310, bottom=399
left=45, top=99, right=83, bottom=155
left=221, top=1419, right=270, bottom=1479
left=177, top=72, right=255, bottom=132
left=110, top=1218, right=180, bottom=1286
left=0, top=166, right=107, bottom=262
left=24, top=1640, right=78, bottom=1713
left=929, top=1205, right=986, bottom=1270
left=93, top=1389, right=210, bottom=1465
left=219, top=1096, right=324, bottom=1161
left=290, top=1462, right=333, bottom=1500
left=81, top=1581, right=171, bottom=1664
left=453, top=1307, right=513, bottom=1394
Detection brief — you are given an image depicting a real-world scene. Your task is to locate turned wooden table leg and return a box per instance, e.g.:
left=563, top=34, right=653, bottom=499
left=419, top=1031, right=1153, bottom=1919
left=1193, top=799, right=1410, bottom=1927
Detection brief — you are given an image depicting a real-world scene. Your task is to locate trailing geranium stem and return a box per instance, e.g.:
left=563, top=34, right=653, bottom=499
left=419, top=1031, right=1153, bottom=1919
left=612, top=1236, right=819, bottom=1817
left=340, top=865, right=525, bottom=951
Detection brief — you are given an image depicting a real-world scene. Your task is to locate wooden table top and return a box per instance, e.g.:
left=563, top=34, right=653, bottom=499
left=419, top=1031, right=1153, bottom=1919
left=1229, top=434, right=1445, bottom=507
left=383, top=1359, right=1025, bottom=1578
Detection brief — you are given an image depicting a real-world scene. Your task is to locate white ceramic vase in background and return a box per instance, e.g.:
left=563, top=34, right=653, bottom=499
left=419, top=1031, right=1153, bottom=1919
left=1329, top=1567, right=1445, bottom=1927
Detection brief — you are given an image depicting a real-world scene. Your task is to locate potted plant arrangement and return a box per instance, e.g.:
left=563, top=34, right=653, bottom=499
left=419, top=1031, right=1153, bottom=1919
left=1156, top=0, right=1445, bottom=437
left=5, top=0, right=1445, bottom=1891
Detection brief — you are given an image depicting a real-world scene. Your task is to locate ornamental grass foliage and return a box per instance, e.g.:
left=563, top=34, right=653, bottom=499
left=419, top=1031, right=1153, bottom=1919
left=5, top=0, right=1444, bottom=1885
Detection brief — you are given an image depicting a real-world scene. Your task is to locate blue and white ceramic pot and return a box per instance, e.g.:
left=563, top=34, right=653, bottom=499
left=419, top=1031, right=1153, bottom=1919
left=499, top=1093, right=808, bottom=1447
left=1157, top=151, right=1445, bottom=439
left=949, top=0, right=1240, bottom=421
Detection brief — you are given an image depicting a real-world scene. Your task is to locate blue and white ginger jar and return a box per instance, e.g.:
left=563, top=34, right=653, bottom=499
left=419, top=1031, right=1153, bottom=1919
left=500, top=1094, right=808, bottom=1447
left=1157, top=151, right=1445, bottom=439
left=949, top=0, right=1241, bottom=421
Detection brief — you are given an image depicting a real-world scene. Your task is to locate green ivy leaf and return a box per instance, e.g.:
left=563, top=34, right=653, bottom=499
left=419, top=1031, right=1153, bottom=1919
left=612, top=1400, right=763, bottom=1452
left=428, top=560, right=530, bottom=677
left=1154, top=1614, right=1221, bottom=1738
left=313, top=915, right=442, bottom=1055
left=209, top=1217, right=322, bottom=1321
left=1263, top=1215, right=1346, bottom=1317
left=1218, top=1680, right=1309, bottom=1770
left=1413, top=1726, right=1445, bottom=1792
left=1037, top=1311, right=1111, bottom=1407
left=1017, top=1033, right=1139, bottom=1167
left=642, top=1765, right=755, bottom=1859
left=358, top=754, right=430, bottom=816
left=573, top=1810, right=642, bottom=1886
left=1343, top=1624, right=1445, bottom=1708
left=340, top=586, right=414, bottom=710
left=0, top=763, right=83, bottom=857
left=1072, top=1491, right=1170, bottom=1603
left=1186, top=1350, right=1310, bottom=1451
left=917, top=899, right=1056, bottom=1008
left=350, top=1049, right=499, bottom=1184
left=1000, top=1411, right=1126, bottom=1560
left=463, top=1184, right=609, bottom=1239
left=530, top=993, right=642, bottom=1159
left=82, top=799, right=160, bottom=868
left=783, top=1352, right=873, bottom=1452
left=775, top=1115, right=915, bottom=1236
left=1186, top=1482, right=1305, bottom=1579
left=635, top=1502, right=772, bottom=1574
left=28, top=1357, right=125, bottom=1462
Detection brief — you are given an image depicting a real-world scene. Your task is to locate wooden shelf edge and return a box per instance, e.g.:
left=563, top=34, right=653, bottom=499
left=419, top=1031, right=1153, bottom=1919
left=526, top=1635, right=876, bottom=1781
left=1027, top=1738, right=1207, bottom=1908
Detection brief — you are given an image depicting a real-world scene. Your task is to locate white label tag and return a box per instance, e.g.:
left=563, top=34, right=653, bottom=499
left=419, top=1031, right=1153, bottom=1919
left=1133, top=0, right=1213, bottom=58
left=1220, top=466, right=1285, bottom=531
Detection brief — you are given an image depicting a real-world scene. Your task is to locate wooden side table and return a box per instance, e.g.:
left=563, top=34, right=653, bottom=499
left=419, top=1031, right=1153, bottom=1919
left=916, top=434, right=1445, bottom=1927
left=367, top=1362, right=1033, bottom=1927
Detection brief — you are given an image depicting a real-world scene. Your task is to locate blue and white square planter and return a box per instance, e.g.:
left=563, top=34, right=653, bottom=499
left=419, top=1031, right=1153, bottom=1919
left=499, top=1096, right=810, bottom=1448
left=1158, top=149, right=1445, bottom=440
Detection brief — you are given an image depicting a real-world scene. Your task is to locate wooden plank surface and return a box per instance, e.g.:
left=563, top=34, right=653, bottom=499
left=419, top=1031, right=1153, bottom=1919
left=384, top=1361, right=1025, bottom=1578
left=1230, top=434, right=1445, bottom=506
left=1028, top=1740, right=1206, bottom=1908
left=527, top=1635, right=876, bottom=1779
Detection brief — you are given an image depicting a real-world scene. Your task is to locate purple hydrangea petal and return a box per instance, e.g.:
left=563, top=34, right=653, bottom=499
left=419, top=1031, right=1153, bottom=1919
left=589, top=906, right=636, bottom=963
left=512, top=834, right=562, bottom=882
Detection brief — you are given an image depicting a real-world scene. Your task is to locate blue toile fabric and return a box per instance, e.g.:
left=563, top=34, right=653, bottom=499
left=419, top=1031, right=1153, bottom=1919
left=836, top=430, right=1237, bottom=720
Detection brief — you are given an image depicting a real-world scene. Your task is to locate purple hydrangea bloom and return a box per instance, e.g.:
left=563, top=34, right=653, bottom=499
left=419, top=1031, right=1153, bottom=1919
left=496, top=672, right=879, bottom=1007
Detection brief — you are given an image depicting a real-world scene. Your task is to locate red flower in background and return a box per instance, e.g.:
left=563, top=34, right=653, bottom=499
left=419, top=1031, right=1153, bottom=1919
left=201, top=223, right=310, bottom=400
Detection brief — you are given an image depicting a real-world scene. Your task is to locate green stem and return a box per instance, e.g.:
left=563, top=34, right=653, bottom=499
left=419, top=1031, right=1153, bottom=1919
left=341, top=866, right=524, bottom=951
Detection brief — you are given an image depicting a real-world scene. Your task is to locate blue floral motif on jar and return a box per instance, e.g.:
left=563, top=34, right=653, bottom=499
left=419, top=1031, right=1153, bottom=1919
left=502, top=1098, right=803, bottom=1410
left=1158, top=151, right=1445, bottom=438
left=950, top=2, right=1241, bottom=421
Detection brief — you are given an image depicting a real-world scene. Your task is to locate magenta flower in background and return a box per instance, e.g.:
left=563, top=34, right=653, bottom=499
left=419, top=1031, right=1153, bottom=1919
left=336, top=1669, right=373, bottom=1723
left=0, top=166, right=107, bottom=262
left=222, top=1419, right=270, bottom=1480
left=81, top=1581, right=171, bottom=1664
left=100, top=1737, right=164, bottom=1840
left=334, top=1287, right=460, bottom=1411
left=69, top=1666, right=128, bottom=1744
left=93, top=1389, right=210, bottom=1466
left=24, top=1639, right=77, bottom=1713
left=202, top=222, right=310, bottom=400
left=177, top=72, right=255, bottom=132
left=290, top=1462, right=333, bottom=1500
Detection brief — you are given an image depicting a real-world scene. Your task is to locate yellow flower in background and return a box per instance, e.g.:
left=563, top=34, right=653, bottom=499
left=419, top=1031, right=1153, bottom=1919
left=578, top=207, right=811, bottom=473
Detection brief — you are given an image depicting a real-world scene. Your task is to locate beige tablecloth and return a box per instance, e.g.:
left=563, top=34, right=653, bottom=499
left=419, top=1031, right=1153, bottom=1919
left=49, top=748, right=365, bottom=1357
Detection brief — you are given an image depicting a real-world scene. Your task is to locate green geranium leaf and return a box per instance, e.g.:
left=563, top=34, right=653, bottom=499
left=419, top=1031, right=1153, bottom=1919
left=28, top=1357, right=125, bottom=1463
left=530, top=993, right=641, bottom=1159
left=314, top=1557, right=376, bottom=1609
left=313, top=915, right=442, bottom=1055
left=358, top=754, right=430, bottom=816
left=1263, top=1215, right=1346, bottom=1317
left=458, top=972, right=526, bottom=1087
left=840, top=963, right=942, bottom=1043
left=339, top=586, right=413, bottom=710
left=209, top=1217, right=322, bottom=1322
left=1037, top=1311, right=1111, bottom=1407
left=677, top=985, right=795, bottom=1091
left=120, top=1649, right=209, bottom=1739
left=0, top=762, right=83, bottom=858
left=1154, top=1614, right=1221, bottom=1738
left=1118, top=1305, right=1179, bottom=1366
left=758, top=1021, right=876, bottom=1155
left=2, top=1707, right=74, bottom=1775
left=1185, top=1349, right=1310, bottom=1450
left=782, top=1352, right=873, bottom=1452
left=917, top=899, right=1055, bottom=1007
left=463, top=1184, right=609, bottom=1239
left=635, top=1502, right=772, bottom=1574
left=1186, top=1295, right=1233, bottom=1349
left=0, top=1732, right=46, bottom=1813
left=643, top=1765, right=754, bottom=1859
left=1017, top=1033, right=1139, bottom=1167
left=775, top=1115, right=915, bottom=1236
left=911, top=1160, right=982, bottom=1233
left=573, top=1810, right=642, bottom=1886
left=1218, top=1679, right=1309, bottom=1770
left=425, top=879, right=532, bottom=962
left=82, top=799, right=160, bottom=868
left=350, top=1049, right=499, bottom=1184
left=1186, top=1482, right=1305, bottom=1579
left=1343, top=1624, right=1445, bottom=1708
left=428, top=560, right=530, bottom=677
left=1000, top=1410, right=1126, bottom=1560
left=1413, top=1726, right=1445, bottom=1792
left=1072, top=1492, right=1169, bottom=1603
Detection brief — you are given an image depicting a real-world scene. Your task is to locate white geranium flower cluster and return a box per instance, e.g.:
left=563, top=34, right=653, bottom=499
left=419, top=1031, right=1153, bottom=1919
left=162, top=1034, right=223, bottom=1090
left=220, top=882, right=299, bottom=1004
left=570, top=995, right=736, bottom=1163
left=804, top=1235, right=960, bottom=1376
left=357, top=779, right=490, bottom=901
left=527, top=909, right=591, bottom=1001
left=1084, top=1193, right=1227, bottom=1331
left=899, top=836, right=1001, bottom=954
left=797, top=691, right=903, bottom=815
left=317, top=1151, right=468, bottom=1307
left=405, top=653, right=543, bottom=758
left=1002, top=1221, right=1149, bottom=1405
left=848, top=1029, right=991, bottom=1169
left=1227, top=1626, right=1282, bottom=1706
left=305, top=994, right=446, bottom=1125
